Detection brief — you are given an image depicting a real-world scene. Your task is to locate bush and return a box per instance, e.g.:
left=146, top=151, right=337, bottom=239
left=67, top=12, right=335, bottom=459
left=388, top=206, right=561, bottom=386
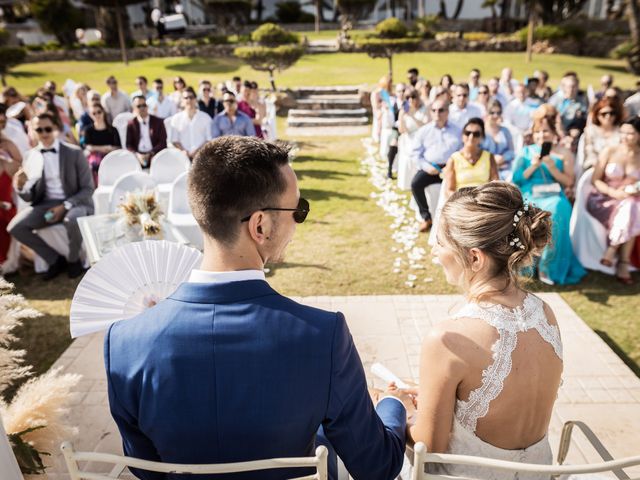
left=0, top=46, right=26, bottom=85
left=206, top=34, right=229, bottom=44
left=516, top=23, right=586, bottom=43
left=251, top=22, right=299, bottom=46
left=463, top=31, right=492, bottom=41
left=234, top=44, right=304, bottom=89
left=413, top=15, right=439, bottom=39
left=375, top=17, right=408, bottom=39
left=610, top=41, right=633, bottom=60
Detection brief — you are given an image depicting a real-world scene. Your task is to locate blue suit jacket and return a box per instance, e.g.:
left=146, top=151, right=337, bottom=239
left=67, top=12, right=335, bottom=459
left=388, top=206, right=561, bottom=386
left=105, top=280, right=406, bottom=479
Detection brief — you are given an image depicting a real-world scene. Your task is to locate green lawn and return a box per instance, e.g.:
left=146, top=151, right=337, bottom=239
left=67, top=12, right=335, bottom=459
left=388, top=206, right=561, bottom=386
left=10, top=51, right=639, bottom=93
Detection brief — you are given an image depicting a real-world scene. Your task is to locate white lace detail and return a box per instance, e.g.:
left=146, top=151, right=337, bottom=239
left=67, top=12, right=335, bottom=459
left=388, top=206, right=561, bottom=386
left=453, top=294, right=562, bottom=433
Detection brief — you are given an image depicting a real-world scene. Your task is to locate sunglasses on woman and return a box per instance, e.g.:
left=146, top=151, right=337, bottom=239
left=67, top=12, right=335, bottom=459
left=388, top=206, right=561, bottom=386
left=463, top=130, right=482, bottom=138
left=241, top=198, right=310, bottom=224
left=35, top=126, right=54, bottom=134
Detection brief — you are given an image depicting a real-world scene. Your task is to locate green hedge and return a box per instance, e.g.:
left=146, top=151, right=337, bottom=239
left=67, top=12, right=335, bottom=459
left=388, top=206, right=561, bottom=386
left=375, top=17, right=409, bottom=39
left=516, top=23, right=586, bottom=43
left=251, top=22, right=299, bottom=47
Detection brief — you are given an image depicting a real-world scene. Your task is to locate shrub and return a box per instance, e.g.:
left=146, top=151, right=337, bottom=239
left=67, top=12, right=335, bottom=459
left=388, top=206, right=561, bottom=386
left=516, top=23, right=586, bottom=43
left=413, top=15, right=439, bottom=39
left=375, top=17, right=408, bottom=39
left=234, top=44, right=304, bottom=90
left=251, top=22, right=299, bottom=46
left=463, top=31, right=492, bottom=41
left=610, top=40, right=633, bottom=60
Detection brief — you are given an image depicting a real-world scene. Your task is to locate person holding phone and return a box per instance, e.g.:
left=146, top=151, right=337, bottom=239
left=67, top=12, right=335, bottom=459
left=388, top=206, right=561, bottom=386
left=512, top=116, right=586, bottom=285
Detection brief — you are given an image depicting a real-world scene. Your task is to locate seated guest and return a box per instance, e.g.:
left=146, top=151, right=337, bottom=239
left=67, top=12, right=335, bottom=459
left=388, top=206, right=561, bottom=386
left=84, top=103, right=121, bottom=185
left=1, top=106, right=29, bottom=156
left=31, top=96, right=77, bottom=146
left=474, top=85, right=490, bottom=114
left=0, top=105, right=21, bottom=264
left=126, top=96, right=167, bottom=168
left=411, top=99, right=462, bottom=233
left=594, top=74, right=614, bottom=103
left=69, top=83, right=90, bottom=122
left=1, top=87, right=33, bottom=126
left=78, top=90, right=102, bottom=142
left=448, top=83, right=484, bottom=131
left=397, top=90, right=428, bottom=190
left=587, top=118, right=640, bottom=285
left=623, top=80, right=640, bottom=119
left=211, top=91, right=256, bottom=138
left=498, top=67, right=519, bottom=101
left=101, top=76, right=131, bottom=123
left=169, top=76, right=186, bottom=108
left=197, top=80, right=220, bottom=118
left=512, top=116, right=586, bottom=285
left=130, top=76, right=154, bottom=101
left=237, top=81, right=266, bottom=139
left=582, top=97, right=623, bottom=171
left=468, top=68, right=481, bottom=101
left=9, top=113, right=94, bottom=280
left=549, top=72, right=588, bottom=133
left=534, top=70, right=553, bottom=101
left=168, top=87, right=212, bottom=160
left=444, top=117, right=498, bottom=198
left=487, top=77, right=508, bottom=109
left=504, top=85, right=536, bottom=137
left=147, top=79, right=177, bottom=120
left=482, top=101, right=515, bottom=180
left=105, top=136, right=408, bottom=480
left=44, top=80, right=69, bottom=119
left=401, top=182, right=561, bottom=478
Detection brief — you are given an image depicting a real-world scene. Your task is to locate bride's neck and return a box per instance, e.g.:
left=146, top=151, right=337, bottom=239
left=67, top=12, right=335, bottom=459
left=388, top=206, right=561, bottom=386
left=466, top=274, right=521, bottom=304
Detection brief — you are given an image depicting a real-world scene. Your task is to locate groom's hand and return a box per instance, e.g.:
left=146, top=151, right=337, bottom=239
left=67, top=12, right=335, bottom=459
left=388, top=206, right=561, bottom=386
left=385, top=383, right=417, bottom=414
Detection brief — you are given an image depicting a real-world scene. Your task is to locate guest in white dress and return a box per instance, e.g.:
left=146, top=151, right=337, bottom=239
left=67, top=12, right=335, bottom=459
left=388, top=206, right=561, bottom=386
left=393, top=182, right=562, bottom=479
left=397, top=90, right=429, bottom=190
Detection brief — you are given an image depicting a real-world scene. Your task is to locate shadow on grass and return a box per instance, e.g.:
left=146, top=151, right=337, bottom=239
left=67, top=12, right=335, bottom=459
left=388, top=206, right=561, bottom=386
left=293, top=155, right=351, bottom=164
left=9, top=70, right=44, bottom=80
left=301, top=188, right=367, bottom=202
left=594, top=64, right=630, bottom=74
left=266, top=261, right=331, bottom=277
left=295, top=169, right=352, bottom=180
left=595, top=330, right=640, bottom=378
left=164, top=58, right=240, bottom=74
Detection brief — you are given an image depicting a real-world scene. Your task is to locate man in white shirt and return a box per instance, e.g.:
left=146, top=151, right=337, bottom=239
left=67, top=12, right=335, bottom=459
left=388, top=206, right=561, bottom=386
left=498, top=67, right=519, bottom=102
left=129, top=76, right=154, bottom=101
left=488, top=77, right=508, bottom=109
left=169, top=87, right=212, bottom=159
left=504, top=84, right=536, bottom=135
left=101, top=75, right=131, bottom=124
left=448, top=83, right=484, bottom=131
left=624, top=81, right=640, bottom=119
left=9, top=113, right=94, bottom=280
left=147, top=78, right=177, bottom=120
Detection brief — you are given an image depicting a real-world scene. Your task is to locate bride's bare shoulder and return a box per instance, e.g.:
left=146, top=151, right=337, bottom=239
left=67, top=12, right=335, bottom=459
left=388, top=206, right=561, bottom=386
left=421, top=317, right=493, bottom=364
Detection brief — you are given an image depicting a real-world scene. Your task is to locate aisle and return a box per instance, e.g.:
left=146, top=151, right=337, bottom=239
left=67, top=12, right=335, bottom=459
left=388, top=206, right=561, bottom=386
left=44, top=294, right=640, bottom=479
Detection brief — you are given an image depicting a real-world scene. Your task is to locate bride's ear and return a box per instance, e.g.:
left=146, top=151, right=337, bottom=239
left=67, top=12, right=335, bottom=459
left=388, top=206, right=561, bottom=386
left=468, top=247, right=485, bottom=273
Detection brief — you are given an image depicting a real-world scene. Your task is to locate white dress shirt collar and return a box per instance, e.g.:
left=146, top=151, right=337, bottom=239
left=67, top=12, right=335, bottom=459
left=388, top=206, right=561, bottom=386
left=188, top=269, right=266, bottom=284
left=37, top=138, right=60, bottom=153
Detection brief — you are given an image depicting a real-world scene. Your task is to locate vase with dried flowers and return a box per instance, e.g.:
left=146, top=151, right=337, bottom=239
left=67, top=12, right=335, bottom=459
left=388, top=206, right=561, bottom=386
left=117, top=190, right=164, bottom=241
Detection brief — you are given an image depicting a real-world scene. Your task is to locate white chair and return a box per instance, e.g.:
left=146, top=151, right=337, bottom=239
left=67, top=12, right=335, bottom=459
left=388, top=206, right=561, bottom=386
left=93, top=149, right=141, bottom=215
left=108, top=172, right=158, bottom=214
left=427, top=180, right=447, bottom=247
left=61, top=441, right=328, bottom=480
left=264, top=96, right=278, bottom=141
left=575, top=132, right=586, bottom=181
left=150, top=148, right=190, bottom=210
left=32, top=224, right=88, bottom=273
left=167, top=171, right=203, bottom=250
left=112, top=112, right=135, bottom=148
left=164, top=115, right=173, bottom=143
left=571, top=168, right=617, bottom=275
left=411, top=420, right=640, bottom=480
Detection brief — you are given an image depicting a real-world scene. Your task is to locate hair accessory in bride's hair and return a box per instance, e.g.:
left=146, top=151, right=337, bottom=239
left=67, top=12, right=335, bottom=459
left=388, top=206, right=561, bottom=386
left=509, top=236, right=525, bottom=250
left=512, top=202, right=530, bottom=228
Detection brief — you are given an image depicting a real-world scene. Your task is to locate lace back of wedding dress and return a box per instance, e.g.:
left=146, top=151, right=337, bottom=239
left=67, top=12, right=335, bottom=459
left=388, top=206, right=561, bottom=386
left=453, top=293, right=563, bottom=433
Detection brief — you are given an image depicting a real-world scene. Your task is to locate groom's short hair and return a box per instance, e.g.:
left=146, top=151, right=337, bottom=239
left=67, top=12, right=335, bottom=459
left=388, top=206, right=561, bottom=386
left=188, top=136, right=291, bottom=245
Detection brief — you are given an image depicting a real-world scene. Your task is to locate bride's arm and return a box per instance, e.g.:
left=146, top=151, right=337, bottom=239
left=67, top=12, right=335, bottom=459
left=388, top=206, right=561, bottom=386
left=408, top=325, right=467, bottom=453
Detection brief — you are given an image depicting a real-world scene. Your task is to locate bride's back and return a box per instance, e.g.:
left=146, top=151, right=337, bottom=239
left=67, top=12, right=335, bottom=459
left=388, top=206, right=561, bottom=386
left=452, top=292, right=563, bottom=449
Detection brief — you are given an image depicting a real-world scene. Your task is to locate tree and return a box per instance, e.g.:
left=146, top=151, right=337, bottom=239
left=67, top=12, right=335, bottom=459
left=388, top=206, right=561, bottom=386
left=82, top=0, right=145, bottom=65
left=234, top=23, right=304, bottom=91
left=335, top=0, right=377, bottom=26
left=203, top=0, right=252, bottom=36
left=628, top=0, right=640, bottom=74
left=28, top=0, right=85, bottom=47
left=0, top=30, right=26, bottom=87
left=356, top=18, right=420, bottom=78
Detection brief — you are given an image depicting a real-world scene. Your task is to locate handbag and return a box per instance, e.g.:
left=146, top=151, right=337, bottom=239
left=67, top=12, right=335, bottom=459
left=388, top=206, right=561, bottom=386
left=531, top=161, right=562, bottom=198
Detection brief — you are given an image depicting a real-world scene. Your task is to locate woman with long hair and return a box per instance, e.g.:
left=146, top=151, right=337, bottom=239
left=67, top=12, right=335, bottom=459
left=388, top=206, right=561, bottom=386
left=84, top=103, right=121, bottom=185
left=581, top=97, right=623, bottom=171
left=482, top=100, right=516, bottom=180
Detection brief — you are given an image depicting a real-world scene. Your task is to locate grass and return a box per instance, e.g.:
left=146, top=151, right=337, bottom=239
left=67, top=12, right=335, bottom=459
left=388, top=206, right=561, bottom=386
left=9, top=51, right=639, bottom=93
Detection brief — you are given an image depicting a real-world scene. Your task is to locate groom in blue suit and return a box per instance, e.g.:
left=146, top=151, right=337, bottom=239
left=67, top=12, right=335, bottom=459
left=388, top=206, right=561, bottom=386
left=104, top=137, right=409, bottom=479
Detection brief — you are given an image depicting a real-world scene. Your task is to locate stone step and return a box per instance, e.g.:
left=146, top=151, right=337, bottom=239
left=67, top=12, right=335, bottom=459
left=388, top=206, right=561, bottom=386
left=291, top=86, right=360, bottom=96
left=288, top=108, right=368, bottom=118
left=306, top=46, right=339, bottom=54
left=296, top=98, right=362, bottom=109
left=287, top=116, right=369, bottom=127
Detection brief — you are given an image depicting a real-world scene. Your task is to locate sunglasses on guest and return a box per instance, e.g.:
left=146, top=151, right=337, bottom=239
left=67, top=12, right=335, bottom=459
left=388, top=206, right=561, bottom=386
left=463, top=130, right=482, bottom=138
left=431, top=108, right=447, bottom=113
left=478, top=90, right=489, bottom=95
left=489, top=110, right=502, bottom=116
left=35, top=126, right=54, bottom=133
left=135, top=103, right=148, bottom=109
left=241, top=198, right=310, bottom=224
left=183, top=95, right=196, bottom=100
left=223, top=99, right=236, bottom=104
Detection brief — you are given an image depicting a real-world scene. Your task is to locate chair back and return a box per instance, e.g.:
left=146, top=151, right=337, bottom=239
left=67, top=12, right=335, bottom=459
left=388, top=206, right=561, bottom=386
left=112, top=112, right=135, bottom=148
left=164, top=116, right=173, bottom=142
left=411, top=441, right=640, bottom=480
left=108, top=172, right=157, bottom=213
left=168, top=171, right=191, bottom=215
left=150, top=148, right=190, bottom=185
left=98, top=149, right=141, bottom=186
left=61, top=441, right=328, bottom=480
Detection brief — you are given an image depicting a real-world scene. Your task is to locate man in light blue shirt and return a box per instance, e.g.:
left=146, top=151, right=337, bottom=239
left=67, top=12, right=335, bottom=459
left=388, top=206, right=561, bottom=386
left=549, top=72, right=588, bottom=132
left=411, top=98, right=462, bottom=232
left=211, top=91, right=256, bottom=138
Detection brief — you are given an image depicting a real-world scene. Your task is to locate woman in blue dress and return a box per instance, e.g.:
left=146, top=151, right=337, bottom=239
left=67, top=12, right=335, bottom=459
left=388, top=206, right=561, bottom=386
left=512, top=116, right=586, bottom=285
left=482, top=100, right=516, bottom=181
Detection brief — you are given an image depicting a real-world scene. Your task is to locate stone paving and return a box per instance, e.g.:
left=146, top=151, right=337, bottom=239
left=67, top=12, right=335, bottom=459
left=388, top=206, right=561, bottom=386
left=45, top=293, right=640, bottom=479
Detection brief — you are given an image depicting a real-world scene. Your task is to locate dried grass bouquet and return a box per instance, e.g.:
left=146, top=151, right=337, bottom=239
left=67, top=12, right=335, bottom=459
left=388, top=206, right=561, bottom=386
left=118, top=190, right=163, bottom=237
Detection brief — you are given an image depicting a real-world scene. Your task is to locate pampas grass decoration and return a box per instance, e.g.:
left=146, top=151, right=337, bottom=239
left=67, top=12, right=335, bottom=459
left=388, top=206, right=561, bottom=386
left=0, top=368, right=81, bottom=456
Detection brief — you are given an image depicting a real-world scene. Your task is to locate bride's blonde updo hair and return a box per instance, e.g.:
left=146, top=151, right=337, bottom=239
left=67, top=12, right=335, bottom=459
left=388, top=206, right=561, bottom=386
left=439, top=182, right=552, bottom=292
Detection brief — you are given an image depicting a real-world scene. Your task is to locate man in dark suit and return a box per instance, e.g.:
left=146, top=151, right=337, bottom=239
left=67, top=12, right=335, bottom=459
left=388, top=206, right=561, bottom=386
left=105, top=137, right=409, bottom=480
left=9, top=113, right=94, bottom=280
left=125, top=95, right=166, bottom=168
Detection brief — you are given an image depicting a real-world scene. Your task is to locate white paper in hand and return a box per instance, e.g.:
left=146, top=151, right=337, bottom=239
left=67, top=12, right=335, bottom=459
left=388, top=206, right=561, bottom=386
left=23, top=150, right=44, bottom=180
left=70, top=240, right=202, bottom=338
left=371, top=363, right=410, bottom=389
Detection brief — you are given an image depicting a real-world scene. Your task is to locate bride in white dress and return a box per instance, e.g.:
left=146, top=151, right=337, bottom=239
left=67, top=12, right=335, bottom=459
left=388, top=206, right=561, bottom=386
left=396, top=181, right=562, bottom=479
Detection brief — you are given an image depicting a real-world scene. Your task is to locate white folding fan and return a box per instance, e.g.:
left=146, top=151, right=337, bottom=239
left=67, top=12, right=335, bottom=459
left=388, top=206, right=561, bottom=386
left=70, top=240, right=202, bottom=338
left=22, top=150, right=44, bottom=180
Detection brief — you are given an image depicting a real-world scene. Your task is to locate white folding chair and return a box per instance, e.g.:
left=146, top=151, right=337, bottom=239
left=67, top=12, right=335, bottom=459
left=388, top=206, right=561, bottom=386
left=93, top=150, right=141, bottom=214
left=167, top=171, right=203, bottom=250
left=32, top=224, right=88, bottom=273
left=112, top=112, right=135, bottom=148
left=411, top=421, right=640, bottom=480
left=574, top=133, right=586, bottom=181
left=150, top=148, right=190, bottom=209
left=61, top=441, right=328, bottom=480
left=264, top=96, right=277, bottom=141
left=108, top=172, right=157, bottom=214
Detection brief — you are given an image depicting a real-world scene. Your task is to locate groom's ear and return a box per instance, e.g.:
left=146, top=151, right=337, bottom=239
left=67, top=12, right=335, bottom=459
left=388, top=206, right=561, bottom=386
left=247, top=211, right=271, bottom=245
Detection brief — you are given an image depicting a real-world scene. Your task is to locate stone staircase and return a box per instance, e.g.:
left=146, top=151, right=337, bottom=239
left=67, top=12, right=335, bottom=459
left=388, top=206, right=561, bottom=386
left=304, top=39, right=339, bottom=54
left=287, top=86, right=369, bottom=135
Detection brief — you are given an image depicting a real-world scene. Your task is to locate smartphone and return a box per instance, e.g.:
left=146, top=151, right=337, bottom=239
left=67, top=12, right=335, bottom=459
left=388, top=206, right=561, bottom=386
left=44, top=210, right=55, bottom=222
left=540, top=142, right=552, bottom=157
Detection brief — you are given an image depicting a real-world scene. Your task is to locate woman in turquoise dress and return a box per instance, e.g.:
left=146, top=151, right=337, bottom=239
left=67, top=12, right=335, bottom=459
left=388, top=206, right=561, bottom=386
left=512, top=116, right=586, bottom=285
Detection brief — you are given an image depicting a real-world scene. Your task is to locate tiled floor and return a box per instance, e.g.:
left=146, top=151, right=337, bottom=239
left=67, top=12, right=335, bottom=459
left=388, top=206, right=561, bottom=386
left=45, top=293, right=640, bottom=479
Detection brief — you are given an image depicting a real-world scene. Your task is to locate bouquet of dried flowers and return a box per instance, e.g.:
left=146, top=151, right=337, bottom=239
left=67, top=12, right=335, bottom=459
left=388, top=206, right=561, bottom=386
left=0, top=278, right=81, bottom=474
left=118, top=190, right=163, bottom=238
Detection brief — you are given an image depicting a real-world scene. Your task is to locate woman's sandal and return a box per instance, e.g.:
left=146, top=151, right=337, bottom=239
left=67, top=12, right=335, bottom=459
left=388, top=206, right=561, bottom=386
left=616, top=261, right=634, bottom=286
left=600, top=258, right=615, bottom=267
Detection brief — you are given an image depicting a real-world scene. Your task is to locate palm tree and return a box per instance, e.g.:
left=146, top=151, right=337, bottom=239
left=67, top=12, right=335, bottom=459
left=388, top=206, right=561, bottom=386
left=628, top=0, right=640, bottom=74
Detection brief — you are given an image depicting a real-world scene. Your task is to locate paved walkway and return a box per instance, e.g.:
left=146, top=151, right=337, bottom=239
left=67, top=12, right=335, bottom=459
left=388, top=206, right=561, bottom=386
left=45, top=294, right=640, bottom=479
